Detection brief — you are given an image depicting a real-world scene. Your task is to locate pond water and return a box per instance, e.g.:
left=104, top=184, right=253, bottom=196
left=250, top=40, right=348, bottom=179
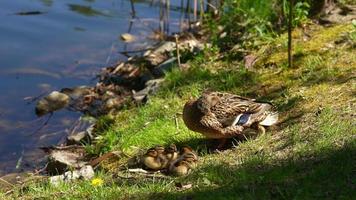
left=0, top=0, right=189, bottom=175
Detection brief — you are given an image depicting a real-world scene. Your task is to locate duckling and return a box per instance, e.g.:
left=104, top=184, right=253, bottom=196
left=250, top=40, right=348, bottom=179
left=169, top=151, right=198, bottom=176
left=170, top=160, right=192, bottom=176
left=164, top=144, right=179, bottom=163
left=155, top=145, right=170, bottom=169
left=180, top=146, right=198, bottom=162
left=168, top=146, right=198, bottom=176
left=142, top=146, right=168, bottom=171
left=183, top=91, right=278, bottom=139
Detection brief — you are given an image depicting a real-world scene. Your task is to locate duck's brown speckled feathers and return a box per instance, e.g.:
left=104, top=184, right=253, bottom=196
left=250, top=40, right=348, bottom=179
left=183, top=91, right=278, bottom=139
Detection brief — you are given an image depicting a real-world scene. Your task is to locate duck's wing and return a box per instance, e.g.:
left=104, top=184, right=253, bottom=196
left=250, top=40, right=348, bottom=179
left=211, top=92, right=275, bottom=126
left=210, top=93, right=255, bottom=123
left=199, top=113, right=244, bottom=138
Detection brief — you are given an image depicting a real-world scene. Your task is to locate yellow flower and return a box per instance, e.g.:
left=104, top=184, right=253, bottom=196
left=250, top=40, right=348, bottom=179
left=91, top=178, right=104, bottom=187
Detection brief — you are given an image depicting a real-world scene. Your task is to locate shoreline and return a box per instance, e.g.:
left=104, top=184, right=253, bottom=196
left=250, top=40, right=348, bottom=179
left=29, top=24, right=209, bottom=177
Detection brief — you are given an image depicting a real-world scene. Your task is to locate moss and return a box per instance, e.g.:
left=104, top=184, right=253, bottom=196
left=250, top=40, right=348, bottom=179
left=259, top=24, right=354, bottom=67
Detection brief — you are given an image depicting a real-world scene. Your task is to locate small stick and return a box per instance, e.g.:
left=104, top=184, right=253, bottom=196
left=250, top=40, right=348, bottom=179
left=194, top=0, right=197, bottom=21
left=33, top=163, right=49, bottom=175
left=105, top=42, right=116, bottom=64
left=288, top=0, right=294, bottom=68
left=24, top=91, right=48, bottom=105
left=0, top=177, right=14, bottom=187
left=5, top=189, right=14, bottom=195
left=174, top=115, right=179, bottom=129
left=28, top=112, right=53, bottom=136
left=128, top=168, right=150, bottom=173
left=174, top=34, right=181, bottom=67
left=129, top=0, right=136, bottom=17
left=166, top=0, right=170, bottom=33
left=200, top=0, right=204, bottom=23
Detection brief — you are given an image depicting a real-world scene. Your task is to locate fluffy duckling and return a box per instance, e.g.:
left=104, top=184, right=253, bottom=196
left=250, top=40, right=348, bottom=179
left=170, top=160, right=192, bottom=176
left=142, top=145, right=168, bottom=171
left=183, top=91, right=279, bottom=139
left=180, top=146, right=198, bottom=162
left=169, top=146, right=198, bottom=176
left=164, top=144, right=179, bottom=163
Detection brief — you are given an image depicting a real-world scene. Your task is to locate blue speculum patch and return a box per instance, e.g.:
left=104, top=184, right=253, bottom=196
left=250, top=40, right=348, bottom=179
left=237, top=114, right=251, bottom=125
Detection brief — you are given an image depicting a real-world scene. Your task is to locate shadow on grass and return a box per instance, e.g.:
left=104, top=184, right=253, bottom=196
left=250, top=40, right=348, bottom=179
left=174, top=135, right=252, bottom=155
left=151, top=140, right=356, bottom=199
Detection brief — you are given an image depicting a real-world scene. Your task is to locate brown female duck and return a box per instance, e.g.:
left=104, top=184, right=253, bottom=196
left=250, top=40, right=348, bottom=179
left=183, top=91, right=278, bottom=139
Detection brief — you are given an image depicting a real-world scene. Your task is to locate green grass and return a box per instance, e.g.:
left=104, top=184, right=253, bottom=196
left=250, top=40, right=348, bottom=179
left=2, top=23, right=355, bottom=199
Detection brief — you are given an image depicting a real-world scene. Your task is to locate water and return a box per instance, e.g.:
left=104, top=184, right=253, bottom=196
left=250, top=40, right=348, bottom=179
left=0, top=0, right=188, bottom=175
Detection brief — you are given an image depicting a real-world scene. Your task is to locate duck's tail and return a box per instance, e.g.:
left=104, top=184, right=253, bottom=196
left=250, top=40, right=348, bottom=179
left=259, top=111, right=279, bottom=126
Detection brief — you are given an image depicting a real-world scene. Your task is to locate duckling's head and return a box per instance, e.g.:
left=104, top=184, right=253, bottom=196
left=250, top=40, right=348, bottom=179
left=182, top=152, right=198, bottom=162
left=154, top=145, right=165, bottom=154
left=165, top=144, right=178, bottom=160
left=166, top=144, right=177, bottom=153
left=180, top=146, right=198, bottom=161
left=145, top=148, right=158, bottom=157
left=181, top=146, right=193, bottom=154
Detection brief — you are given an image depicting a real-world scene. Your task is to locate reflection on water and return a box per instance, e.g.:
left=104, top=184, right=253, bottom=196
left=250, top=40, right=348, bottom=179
left=0, top=0, right=191, bottom=175
left=68, top=4, right=109, bottom=17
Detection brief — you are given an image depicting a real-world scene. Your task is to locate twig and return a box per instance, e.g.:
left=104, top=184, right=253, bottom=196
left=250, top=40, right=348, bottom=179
left=288, top=0, right=294, bottom=68
left=118, top=47, right=154, bottom=55
left=40, top=144, right=84, bottom=151
left=0, top=177, right=14, bottom=187
left=105, top=42, right=116, bottom=64
left=174, top=115, right=179, bottom=129
left=166, top=0, right=170, bottom=33
left=89, top=152, right=119, bottom=167
left=186, top=0, right=191, bottom=30
left=129, top=0, right=136, bottom=17
left=141, top=173, right=169, bottom=179
left=194, top=0, right=197, bottom=21
left=206, top=2, right=218, bottom=13
left=175, top=34, right=181, bottom=67
left=5, top=189, right=14, bottom=195
left=33, top=163, right=49, bottom=175
left=117, top=172, right=169, bottom=179
left=159, top=0, right=164, bottom=33
left=179, top=0, right=184, bottom=31
left=28, top=112, right=53, bottom=136
left=200, top=0, right=204, bottom=23
left=126, top=169, right=170, bottom=179
left=24, top=91, right=48, bottom=105
left=127, top=168, right=150, bottom=173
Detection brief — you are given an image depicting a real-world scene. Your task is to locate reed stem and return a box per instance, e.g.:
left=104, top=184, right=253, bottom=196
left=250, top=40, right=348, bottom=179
left=175, top=34, right=181, bottom=67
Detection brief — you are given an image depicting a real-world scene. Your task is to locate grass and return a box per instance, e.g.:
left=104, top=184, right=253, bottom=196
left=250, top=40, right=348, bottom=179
left=2, top=22, right=355, bottom=199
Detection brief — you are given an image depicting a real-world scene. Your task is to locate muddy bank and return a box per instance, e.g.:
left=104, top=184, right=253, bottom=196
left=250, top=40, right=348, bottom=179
left=25, top=24, right=209, bottom=179
left=36, top=29, right=207, bottom=118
